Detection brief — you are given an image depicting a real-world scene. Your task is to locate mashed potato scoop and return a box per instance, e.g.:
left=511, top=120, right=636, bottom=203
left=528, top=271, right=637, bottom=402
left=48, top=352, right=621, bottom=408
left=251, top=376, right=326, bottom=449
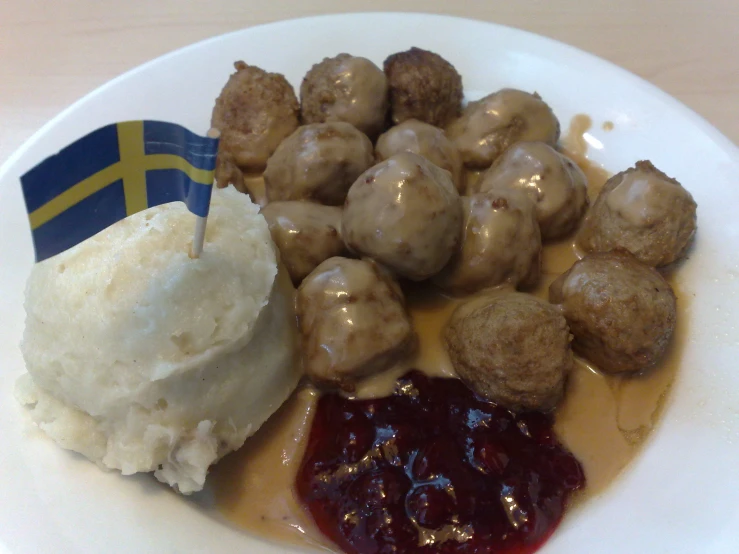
left=16, top=186, right=300, bottom=494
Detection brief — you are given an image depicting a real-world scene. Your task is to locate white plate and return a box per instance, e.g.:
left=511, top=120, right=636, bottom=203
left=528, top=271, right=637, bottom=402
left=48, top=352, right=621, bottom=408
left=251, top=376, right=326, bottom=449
left=2, top=12, right=739, bottom=554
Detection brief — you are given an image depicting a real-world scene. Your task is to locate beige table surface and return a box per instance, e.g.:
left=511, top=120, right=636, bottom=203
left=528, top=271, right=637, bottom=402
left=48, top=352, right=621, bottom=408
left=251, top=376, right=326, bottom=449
left=1, top=0, right=737, bottom=167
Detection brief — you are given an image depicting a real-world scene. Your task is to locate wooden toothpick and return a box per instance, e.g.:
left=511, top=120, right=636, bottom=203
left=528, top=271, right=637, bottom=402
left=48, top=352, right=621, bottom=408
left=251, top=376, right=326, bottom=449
left=189, top=128, right=221, bottom=259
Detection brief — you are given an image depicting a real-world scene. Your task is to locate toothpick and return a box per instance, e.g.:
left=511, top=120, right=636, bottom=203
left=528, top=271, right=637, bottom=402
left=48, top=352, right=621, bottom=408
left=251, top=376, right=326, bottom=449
left=189, top=215, right=208, bottom=259
left=189, top=128, right=221, bottom=259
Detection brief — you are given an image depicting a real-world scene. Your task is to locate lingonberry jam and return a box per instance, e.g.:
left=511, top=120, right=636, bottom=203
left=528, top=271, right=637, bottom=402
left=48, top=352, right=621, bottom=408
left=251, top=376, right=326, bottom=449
left=296, top=370, right=585, bottom=554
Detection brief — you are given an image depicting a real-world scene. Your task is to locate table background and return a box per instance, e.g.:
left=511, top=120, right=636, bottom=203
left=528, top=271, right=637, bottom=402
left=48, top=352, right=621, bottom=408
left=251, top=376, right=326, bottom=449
left=1, top=0, right=737, bottom=166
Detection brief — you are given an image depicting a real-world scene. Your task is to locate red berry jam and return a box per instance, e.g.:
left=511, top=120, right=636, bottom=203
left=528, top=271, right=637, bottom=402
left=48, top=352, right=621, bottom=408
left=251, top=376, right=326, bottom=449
left=296, top=370, right=585, bottom=554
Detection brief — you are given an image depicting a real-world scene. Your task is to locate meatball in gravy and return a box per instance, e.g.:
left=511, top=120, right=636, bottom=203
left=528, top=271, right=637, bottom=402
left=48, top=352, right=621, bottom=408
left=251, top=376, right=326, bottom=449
left=577, top=160, right=697, bottom=267
left=300, top=54, right=388, bottom=139
left=264, top=122, right=374, bottom=205
left=446, top=89, right=560, bottom=170
left=445, top=291, right=573, bottom=412
left=473, top=142, right=588, bottom=241
left=261, top=201, right=345, bottom=284
left=375, top=119, right=464, bottom=192
left=434, top=189, right=541, bottom=294
left=342, top=152, right=463, bottom=281
left=550, top=251, right=676, bottom=374
left=297, top=257, right=415, bottom=388
left=384, top=47, right=463, bottom=127
left=211, top=61, right=299, bottom=171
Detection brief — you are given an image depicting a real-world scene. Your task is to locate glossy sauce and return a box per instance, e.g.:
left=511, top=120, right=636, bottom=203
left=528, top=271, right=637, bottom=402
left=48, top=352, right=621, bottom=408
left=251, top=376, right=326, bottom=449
left=540, top=239, right=685, bottom=496
left=375, top=120, right=464, bottom=192
left=560, top=114, right=611, bottom=199
left=209, top=114, right=683, bottom=550
left=243, top=175, right=268, bottom=207
left=211, top=386, right=334, bottom=551
left=446, top=89, right=560, bottom=169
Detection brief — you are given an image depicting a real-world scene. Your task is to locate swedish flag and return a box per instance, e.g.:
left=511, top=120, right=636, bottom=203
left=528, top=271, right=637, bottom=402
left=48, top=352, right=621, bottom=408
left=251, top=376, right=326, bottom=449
left=21, top=120, right=219, bottom=262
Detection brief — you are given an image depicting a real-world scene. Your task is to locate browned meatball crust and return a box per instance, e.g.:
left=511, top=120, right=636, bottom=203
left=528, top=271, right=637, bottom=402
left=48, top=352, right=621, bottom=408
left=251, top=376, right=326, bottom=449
left=384, top=47, right=463, bottom=127
left=474, top=142, right=588, bottom=241
left=446, top=89, right=560, bottom=170
left=549, top=250, right=677, bottom=374
left=342, top=152, right=463, bottom=281
left=211, top=61, right=299, bottom=171
left=261, top=201, right=346, bottom=284
left=214, top=151, right=245, bottom=191
left=375, top=119, right=464, bottom=193
left=263, top=122, right=374, bottom=205
left=576, top=160, right=697, bottom=267
left=433, top=189, right=541, bottom=294
left=297, top=257, right=415, bottom=387
left=300, top=54, right=388, bottom=139
left=445, top=291, right=573, bottom=412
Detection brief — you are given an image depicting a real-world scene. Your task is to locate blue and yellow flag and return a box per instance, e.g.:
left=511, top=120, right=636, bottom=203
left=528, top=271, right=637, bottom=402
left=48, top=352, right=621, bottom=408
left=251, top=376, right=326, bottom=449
left=21, top=120, right=219, bottom=262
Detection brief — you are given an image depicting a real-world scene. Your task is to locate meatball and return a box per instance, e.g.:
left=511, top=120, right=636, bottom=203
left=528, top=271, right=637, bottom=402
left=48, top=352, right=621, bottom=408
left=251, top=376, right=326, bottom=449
left=473, top=142, right=588, bottom=241
left=342, top=152, right=463, bottom=281
left=576, top=160, right=697, bottom=267
left=300, top=54, right=388, bottom=139
left=384, top=47, right=463, bottom=127
left=261, top=201, right=346, bottom=284
left=211, top=61, right=299, bottom=171
left=445, top=291, right=573, bottom=412
left=434, top=189, right=541, bottom=294
left=446, top=89, right=560, bottom=170
left=549, top=250, right=677, bottom=374
left=214, top=150, right=245, bottom=192
left=375, top=119, right=464, bottom=192
left=297, top=257, right=415, bottom=387
left=264, top=122, right=374, bottom=205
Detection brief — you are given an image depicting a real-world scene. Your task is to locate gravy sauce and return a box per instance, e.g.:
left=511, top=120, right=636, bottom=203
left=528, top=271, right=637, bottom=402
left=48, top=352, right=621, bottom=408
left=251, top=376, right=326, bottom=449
left=540, top=238, right=685, bottom=497
left=561, top=113, right=612, bottom=199
left=209, top=114, right=683, bottom=550
left=210, top=386, right=333, bottom=551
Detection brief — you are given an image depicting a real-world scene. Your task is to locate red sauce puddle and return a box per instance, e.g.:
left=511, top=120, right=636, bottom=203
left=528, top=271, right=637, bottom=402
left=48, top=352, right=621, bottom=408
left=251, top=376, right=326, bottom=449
left=296, top=370, right=585, bottom=554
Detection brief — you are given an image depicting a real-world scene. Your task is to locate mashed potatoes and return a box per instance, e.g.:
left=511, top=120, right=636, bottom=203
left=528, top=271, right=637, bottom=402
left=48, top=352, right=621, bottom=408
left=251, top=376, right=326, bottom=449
left=16, top=186, right=300, bottom=494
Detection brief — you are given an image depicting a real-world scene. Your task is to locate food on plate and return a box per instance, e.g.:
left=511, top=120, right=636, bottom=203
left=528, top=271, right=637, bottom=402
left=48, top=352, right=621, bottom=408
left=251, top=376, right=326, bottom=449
left=375, top=119, right=464, bottom=192
left=16, top=187, right=300, bottom=494
left=445, top=291, right=573, bottom=412
left=17, top=45, right=701, bottom=554
left=261, top=201, right=346, bottom=284
left=576, top=160, right=698, bottom=267
left=214, top=149, right=245, bottom=191
left=549, top=250, right=677, bottom=374
left=204, top=51, right=696, bottom=554
left=446, top=88, right=560, bottom=169
left=263, top=122, right=374, bottom=205
left=433, top=189, right=541, bottom=294
left=297, top=371, right=585, bottom=554
left=383, top=47, right=463, bottom=127
left=472, top=141, right=589, bottom=240
left=211, top=61, right=299, bottom=172
left=300, top=54, right=388, bottom=139
left=296, top=257, right=415, bottom=388
left=342, top=152, right=463, bottom=281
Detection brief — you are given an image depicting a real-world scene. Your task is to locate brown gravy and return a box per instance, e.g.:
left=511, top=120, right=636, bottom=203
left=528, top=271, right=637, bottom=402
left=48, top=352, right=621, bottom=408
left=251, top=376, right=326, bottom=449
left=208, top=115, right=683, bottom=550
left=210, top=386, right=333, bottom=551
left=243, top=175, right=268, bottom=207
left=561, top=113, right=612, bottom=199
left=540, top=239, right=686, bottom=497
